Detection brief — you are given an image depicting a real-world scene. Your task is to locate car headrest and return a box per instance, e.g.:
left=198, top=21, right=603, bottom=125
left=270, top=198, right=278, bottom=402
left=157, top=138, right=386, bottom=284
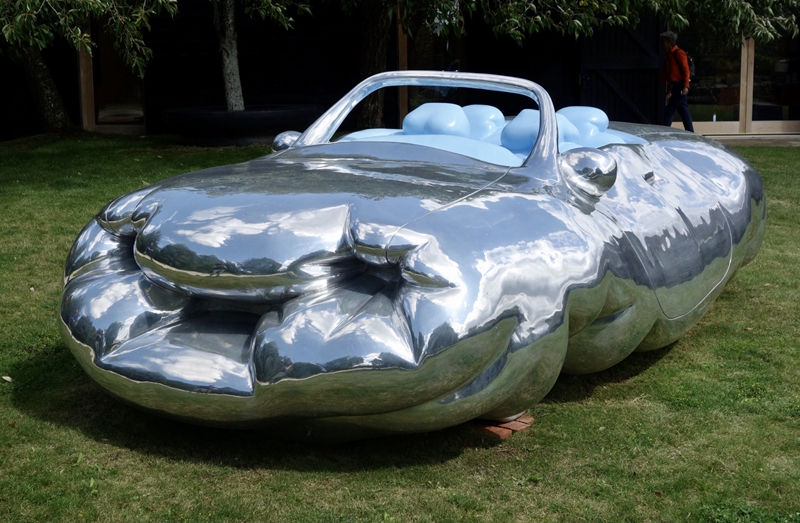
left=463, top=104, right=505, bottom=141
left=556, top=106, right=610, bottom=135
left=557, top=106, right=642, bottom=150
left=403, top=103, right=470, bottom=137
left=501, top=109, right=540, bottom=153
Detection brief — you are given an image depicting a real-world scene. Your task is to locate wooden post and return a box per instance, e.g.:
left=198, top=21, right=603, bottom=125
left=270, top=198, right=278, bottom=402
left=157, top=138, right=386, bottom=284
left=398, top=15, right=408, bottom=123
left=78, top=46, right=96, bottom=132
left=739, top=37, right=755, bottom=134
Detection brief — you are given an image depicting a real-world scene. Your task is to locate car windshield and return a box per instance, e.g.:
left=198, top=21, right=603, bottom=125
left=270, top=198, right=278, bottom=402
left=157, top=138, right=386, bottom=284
left=291, top=72, right=646, bottom=167
left=336, top=99, right=646, bottom=167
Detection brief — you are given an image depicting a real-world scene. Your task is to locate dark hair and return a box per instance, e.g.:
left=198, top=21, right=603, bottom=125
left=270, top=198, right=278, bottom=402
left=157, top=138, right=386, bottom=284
left=660, top=31, right=678, bottom=45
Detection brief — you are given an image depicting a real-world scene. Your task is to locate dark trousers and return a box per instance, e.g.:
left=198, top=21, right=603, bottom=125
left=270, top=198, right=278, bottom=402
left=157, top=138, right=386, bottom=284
left=665, top=84, right=694, bottom=132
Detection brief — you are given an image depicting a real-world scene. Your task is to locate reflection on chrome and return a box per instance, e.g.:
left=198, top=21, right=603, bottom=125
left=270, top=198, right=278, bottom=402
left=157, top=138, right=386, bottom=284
left=60, top=72, right=765, bottom=441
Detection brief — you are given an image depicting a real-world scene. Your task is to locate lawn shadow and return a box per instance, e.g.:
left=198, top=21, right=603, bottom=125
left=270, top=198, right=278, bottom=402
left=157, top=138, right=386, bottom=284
left=541, top=343, right=675, bottom=404
left=10, top=343, right=505, bottom=473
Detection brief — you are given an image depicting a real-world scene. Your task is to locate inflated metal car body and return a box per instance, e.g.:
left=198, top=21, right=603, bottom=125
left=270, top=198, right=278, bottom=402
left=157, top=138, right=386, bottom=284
left=60, top=71, right=765, bottom=441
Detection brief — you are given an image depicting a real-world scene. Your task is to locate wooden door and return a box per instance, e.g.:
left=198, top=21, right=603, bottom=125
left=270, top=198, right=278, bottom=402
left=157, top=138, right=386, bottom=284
left=580, top=19, right=665, bottom=125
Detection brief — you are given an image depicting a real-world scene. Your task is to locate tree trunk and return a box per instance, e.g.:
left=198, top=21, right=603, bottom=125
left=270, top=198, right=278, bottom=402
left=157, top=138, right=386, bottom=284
left=19, top=45, right=73, bottom=133
left=357, top=0, right=394, bottom=129
left=213, top=0, right=245, bottom=111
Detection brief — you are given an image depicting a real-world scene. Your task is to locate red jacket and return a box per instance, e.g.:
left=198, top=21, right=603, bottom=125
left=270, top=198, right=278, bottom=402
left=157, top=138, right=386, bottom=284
left=660, top=45, right=691, bottom=90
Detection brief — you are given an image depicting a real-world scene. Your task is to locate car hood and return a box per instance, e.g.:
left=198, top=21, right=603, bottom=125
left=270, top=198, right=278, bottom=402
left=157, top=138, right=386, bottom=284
left=126, top=142, right=511, bottom=302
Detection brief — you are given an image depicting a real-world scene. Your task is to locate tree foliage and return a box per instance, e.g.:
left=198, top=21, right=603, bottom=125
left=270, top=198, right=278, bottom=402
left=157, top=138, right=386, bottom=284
left=680, top=0, right=799, bottom=44
left=242, top=0, right=310, bottom=28
left=1, top=0, right=178, bottom=76
left=391, top=0, right=799, bottom=46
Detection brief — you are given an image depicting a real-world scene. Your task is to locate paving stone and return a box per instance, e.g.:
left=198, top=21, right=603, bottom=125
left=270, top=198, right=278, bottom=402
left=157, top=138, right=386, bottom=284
left=516, top=414, right=535, bottom=425
left=471, top=413, right=535, bottom=440
left=472, top=424, right=513, bottom=440
left=497, top=420, right=531, bottom=432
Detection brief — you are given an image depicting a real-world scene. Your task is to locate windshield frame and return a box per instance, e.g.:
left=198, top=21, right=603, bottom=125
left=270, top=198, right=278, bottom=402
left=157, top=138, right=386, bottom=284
left=293, top=71, right=558, bottom=169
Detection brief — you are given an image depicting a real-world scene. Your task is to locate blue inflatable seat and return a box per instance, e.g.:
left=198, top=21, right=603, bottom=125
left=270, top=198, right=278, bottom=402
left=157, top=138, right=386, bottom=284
left=337, top=102, right=646, bottom=166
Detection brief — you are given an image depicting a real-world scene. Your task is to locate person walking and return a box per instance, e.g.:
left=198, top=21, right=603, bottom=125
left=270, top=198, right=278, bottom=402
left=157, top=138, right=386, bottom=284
left=660, top=31, right=694, bottom=132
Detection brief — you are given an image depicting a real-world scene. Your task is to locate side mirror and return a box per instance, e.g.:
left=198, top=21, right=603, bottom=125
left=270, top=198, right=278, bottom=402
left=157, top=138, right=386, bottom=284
left=272, top=131, right=301, bottom=151
left=559, top=147, right=617, bottom=197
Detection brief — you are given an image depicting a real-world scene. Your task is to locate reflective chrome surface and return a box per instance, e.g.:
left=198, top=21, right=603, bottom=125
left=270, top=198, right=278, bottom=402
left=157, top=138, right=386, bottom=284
left=272, top=130, right=301, bottom=151
left=560, top=147, right=617, bottom=197
left=60, top=72, right=765, bottom=441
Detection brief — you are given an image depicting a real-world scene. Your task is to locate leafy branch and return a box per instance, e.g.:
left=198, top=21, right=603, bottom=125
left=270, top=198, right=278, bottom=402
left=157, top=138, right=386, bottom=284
left=1, top=0, right=177, bottom=77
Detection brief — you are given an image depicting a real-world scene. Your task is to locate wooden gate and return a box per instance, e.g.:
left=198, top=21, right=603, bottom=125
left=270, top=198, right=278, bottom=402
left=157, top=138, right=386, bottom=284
left=580, top=18, right=665, bottom=125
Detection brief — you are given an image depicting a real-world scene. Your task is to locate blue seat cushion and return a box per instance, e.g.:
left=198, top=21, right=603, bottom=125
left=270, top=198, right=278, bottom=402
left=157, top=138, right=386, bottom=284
left=402, top=103, right=470, bottom=137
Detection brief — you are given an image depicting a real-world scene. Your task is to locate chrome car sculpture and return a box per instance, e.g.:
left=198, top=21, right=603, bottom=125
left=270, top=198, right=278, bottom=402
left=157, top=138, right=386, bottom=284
left=60, top=71, right=765, bottom=441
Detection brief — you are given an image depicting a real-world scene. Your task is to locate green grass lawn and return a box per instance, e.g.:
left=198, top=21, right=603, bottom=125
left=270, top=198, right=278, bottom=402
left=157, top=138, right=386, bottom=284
left=0, top=133, right=798, bottom=523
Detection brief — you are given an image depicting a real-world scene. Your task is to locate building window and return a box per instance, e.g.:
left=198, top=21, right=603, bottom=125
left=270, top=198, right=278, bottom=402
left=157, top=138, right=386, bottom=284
left=680, top=29, right=741, bottom=123
left=672, top=26, right=799, bottom=134
left=754, top=35, right=800, bottom=122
